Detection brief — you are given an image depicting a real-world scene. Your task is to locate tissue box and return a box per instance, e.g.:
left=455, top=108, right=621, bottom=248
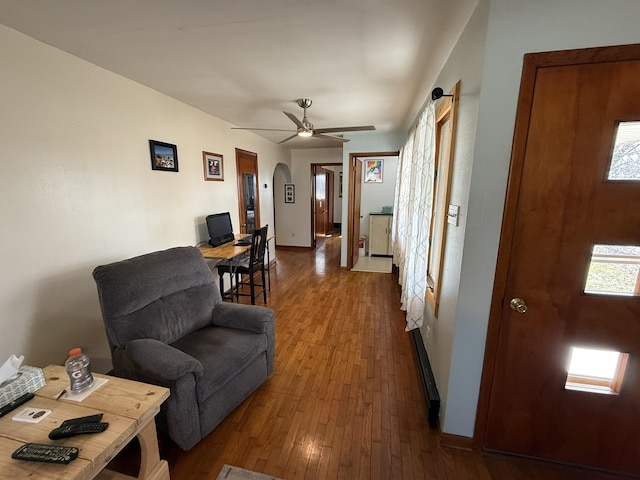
left=0, top=366, right=46, bottom=407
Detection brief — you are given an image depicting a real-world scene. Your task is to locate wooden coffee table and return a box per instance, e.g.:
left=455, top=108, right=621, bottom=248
left=0, top=365, right=170, bottom=479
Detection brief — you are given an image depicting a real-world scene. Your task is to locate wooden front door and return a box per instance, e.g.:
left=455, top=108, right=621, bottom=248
left=482, top=44, right=640, bottom=475
left=235, top=148, right=260, bottom=233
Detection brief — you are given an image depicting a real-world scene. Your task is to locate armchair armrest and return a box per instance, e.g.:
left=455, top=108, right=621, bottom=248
left=122, top=338, right=203, bottom=383
left=211, top=302, right=274, bottom=334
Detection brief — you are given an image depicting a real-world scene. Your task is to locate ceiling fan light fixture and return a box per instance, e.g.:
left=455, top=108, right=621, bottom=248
left=237, top=98, right=373, bottom=144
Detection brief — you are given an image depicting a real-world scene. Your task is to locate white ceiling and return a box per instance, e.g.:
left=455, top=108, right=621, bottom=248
left=0, top=0, right=477, bottom=148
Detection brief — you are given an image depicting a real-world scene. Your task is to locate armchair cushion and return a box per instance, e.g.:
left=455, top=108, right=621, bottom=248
left=211, top=302, right=274, bottom=334
left=93, top=247, right=219, bottom=347
left=171, top=327, right=267, bottom=402
left=124, top=338, right=203, bottom=382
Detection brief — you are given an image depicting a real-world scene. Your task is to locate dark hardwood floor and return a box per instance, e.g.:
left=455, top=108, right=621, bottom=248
left=111, top=235, right=632, bottom=479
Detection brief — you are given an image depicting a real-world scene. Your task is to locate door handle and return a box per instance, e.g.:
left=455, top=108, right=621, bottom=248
left=510, top=298, right=528, bottom=314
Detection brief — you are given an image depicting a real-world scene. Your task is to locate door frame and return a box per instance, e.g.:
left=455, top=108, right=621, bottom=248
left=346, top=151, right=399, bottom=270
left=474, top=43, right=640, bottom=451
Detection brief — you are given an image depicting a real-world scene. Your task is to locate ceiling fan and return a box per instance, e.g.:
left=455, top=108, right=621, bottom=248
left=232, top=98, right=376, bottom=144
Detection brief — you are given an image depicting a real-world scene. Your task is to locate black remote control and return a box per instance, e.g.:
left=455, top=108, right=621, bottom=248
left=48, top=421, right=109, bottom=440
left=11, top=443, right=79, bottom=464
left=60, top=413, right=103, bottom=428
left=0, top=392, right=35, bottom=418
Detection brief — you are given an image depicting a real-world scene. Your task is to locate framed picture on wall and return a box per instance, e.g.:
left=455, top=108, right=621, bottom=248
left=364, top=159, right=383, bottom=183
left=203, top=151, right=224, bottom=181
left=149, top=140, right=178, bottom=172
left=284, top=183, right=295, bottom=203
left=339, top=172, right=343, bottom=197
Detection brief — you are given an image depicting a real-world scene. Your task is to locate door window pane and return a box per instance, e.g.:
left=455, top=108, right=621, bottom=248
left=243, top=173, right=256, bottom=232
left=565, top=346, right=629, bottom=395
left=607, top=121, right=640, bottom=180
left=584, top=245, right=640, bottom=296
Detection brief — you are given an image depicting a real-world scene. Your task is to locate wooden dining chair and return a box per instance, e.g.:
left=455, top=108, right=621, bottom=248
left=217, top=225, right=268, bottom=305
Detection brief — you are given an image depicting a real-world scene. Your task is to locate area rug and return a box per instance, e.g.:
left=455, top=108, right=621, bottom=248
left=216, top=464, right=283, bottom=480
left=351, top=256, right=393, bottom=273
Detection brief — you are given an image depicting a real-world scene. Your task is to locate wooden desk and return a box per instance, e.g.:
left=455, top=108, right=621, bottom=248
left=0, top=365, right=170, bottom=480
left=199, top=234, right=274, bottom=295
left=198, top=235, right=252, bottom=261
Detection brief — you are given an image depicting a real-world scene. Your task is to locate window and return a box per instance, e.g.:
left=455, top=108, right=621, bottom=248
left=426, top=82, right=459, bottom=316
left=584, top=244, right=640, bottom=296
left=565, top=346, right=629, bottom=395
left=607, top=121, right=640, bottom=180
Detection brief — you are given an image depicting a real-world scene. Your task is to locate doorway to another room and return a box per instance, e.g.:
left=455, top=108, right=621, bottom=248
left=311, top=163, right=342, bottom=252
left=346, top=152, right=399, bottom=272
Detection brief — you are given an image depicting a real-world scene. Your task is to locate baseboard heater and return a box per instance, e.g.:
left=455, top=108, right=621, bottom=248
left=410, top=329, right=440, bottom=428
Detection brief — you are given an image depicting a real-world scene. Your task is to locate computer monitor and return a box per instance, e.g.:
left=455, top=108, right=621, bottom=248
left=206, top=212, right=235, bottom=247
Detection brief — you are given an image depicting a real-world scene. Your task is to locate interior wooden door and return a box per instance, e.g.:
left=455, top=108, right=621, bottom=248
left=315, top=167, right=328, bottom=237
left=235, top=149, right=260, bottom=233
left=482, top=45, right=640, bottom=475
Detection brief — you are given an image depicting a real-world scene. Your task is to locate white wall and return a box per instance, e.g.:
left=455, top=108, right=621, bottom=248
left=273, top=162, right=292, bottom=244
left=0, top=25, right=289, bottom=372
left=418, top=0, right=489, bottom=437
left=340, top=132, right=405, bottom=265
left=430, top=0, right=640, bottom=438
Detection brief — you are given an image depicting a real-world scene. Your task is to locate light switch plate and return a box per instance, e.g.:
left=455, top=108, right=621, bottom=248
left=447, top=205, right=460, bottom=226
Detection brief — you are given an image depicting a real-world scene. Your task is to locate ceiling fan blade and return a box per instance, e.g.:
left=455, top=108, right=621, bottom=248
left=231, top=127, right=296, bottom=132
left=283, top=111, right=305, bottom=129
left=278, top=134, right=299, bottom=144
left=314, top=125, right=376, bottom=134
left=315, top=133, right=350, bottom=143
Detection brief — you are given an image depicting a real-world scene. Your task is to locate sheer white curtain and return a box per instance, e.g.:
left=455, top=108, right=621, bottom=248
left=392, top=102, right=436, bottom=331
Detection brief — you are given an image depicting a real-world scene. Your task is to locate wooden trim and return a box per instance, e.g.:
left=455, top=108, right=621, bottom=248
left=440, top=432, right=474, bottom=451
left=473, top=43, right=640, bottom=452
left=473, top=51, right=551, bottom=451
left=566, top=375, right=612, bottom=388
left=612, top=353, right=629, bottom=393
left=474, top=41, right=548, bottom=448
left=347, top=154, right=358, bottom=270
left=428, top=81, right=461, bottom=318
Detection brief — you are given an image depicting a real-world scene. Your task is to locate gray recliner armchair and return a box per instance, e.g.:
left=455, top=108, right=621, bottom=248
left=92, top=246, right=275, bottom=450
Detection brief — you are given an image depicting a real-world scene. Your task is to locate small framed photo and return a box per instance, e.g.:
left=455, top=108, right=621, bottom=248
left=149, top=140, right=178, bottom=172
left=203, top=151, right=224, bottom=181
left=284, top=183, right=295, bottom=203
left=364, top=159, right=383, bottom=183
